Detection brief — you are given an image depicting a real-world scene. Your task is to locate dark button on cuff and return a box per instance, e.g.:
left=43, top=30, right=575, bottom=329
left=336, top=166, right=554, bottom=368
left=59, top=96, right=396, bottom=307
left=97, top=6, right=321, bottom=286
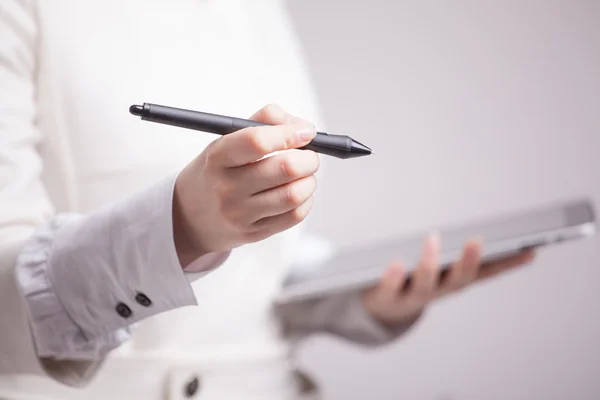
left=115, top=302, right=132, bottom=318
left=184, top=376, right=200, bottom=398
left=135, top=292, right=152, bottom=307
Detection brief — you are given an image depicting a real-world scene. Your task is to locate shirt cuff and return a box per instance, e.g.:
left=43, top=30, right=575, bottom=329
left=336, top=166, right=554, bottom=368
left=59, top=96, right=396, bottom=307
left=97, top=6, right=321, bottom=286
left=337, top=291, right=423, bottom=346
left=16, top=174, right=199, bottom=359
left=277, top=290, right=422, bottom=347
left=15, top=214, right=132, bottom=359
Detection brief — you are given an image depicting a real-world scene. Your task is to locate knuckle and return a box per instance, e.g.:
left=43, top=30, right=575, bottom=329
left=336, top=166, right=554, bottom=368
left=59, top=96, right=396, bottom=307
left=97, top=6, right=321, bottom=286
left=290, top=205, right=310, bottom=224
left=247, top=129, right=269, bottom=154
left=284, top=130, right=297, bottom=150
left=283, top=183, right=304, bottom=207
left=290, top=196, right=313, bottom=224
left=215, top=181, right=234, bottom=203
left=279, top=155, right=298, bottom=178
left=202, top=141, right=219, bottom=166
left=263, top=104, right=285, bottom=122
left=279, top=151, right=320, bottom=179
left=263, top=103, right=279, bottom=116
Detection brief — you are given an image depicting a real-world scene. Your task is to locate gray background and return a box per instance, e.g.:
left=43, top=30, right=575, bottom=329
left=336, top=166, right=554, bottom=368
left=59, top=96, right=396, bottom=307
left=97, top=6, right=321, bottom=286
left=287, top=1, right=600, bottom=399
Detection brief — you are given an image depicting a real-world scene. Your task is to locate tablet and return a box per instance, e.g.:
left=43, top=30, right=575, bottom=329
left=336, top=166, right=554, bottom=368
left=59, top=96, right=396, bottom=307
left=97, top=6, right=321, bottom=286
left=275, top=198, right=596, bottom=304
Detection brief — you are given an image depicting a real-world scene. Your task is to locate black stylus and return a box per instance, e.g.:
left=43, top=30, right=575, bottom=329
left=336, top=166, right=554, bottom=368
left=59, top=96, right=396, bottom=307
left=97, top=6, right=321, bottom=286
left=129, top=103, right=372, bottom=159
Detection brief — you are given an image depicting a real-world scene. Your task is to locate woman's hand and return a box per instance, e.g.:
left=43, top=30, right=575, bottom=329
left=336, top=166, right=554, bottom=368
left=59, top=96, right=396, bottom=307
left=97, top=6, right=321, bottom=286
left=173, top=104, right=319, bottom=266
left=362, top=234, right=536, bottom=327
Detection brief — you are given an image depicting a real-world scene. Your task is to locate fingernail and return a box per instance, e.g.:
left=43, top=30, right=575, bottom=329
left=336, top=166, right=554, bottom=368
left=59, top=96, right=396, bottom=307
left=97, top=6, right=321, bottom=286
left=296, top=126, right=316, bottom=143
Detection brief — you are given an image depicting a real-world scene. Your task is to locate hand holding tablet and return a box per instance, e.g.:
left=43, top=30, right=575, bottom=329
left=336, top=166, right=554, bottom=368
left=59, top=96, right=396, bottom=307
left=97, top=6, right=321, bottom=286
left=277, top=199, right=596, bottom=305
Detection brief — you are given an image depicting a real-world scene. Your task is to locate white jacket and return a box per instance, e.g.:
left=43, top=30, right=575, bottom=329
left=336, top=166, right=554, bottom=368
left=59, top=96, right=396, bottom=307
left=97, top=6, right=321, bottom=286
left=0, top=1, right=415, bottom=399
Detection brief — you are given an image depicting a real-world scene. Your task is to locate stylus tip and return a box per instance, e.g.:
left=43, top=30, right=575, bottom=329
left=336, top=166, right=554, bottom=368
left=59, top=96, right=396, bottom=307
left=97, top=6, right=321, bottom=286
left=129, top=104, right=143, bottom=116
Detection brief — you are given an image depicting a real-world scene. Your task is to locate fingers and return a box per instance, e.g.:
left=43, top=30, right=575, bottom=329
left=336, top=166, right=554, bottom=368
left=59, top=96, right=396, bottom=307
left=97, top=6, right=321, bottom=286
left=244, top=175, right=317, bottom=222
left=249, top=196, right=315, bottom=242
left=209, top=104, right=316, bottom=167
left=249, top=104, right=314, bottom=128
left=361, top=262, right=406, bottom=321
left=476, top=250, right=536, bottom=281
left=406, top=234, right=441, bottom=299
left=229, top=149, right=320, bottom=195
left=210, top=123, right=316, bottom=167
left=249, top=104, right=289, bottom=125
left=379, top=263, right=407, bottom=300
left=440, top=239, right=482, bottom=291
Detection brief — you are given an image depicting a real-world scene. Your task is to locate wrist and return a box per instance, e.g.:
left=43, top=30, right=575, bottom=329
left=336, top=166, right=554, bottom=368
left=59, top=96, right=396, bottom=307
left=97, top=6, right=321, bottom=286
left=172, top=180, right=207, bottom=268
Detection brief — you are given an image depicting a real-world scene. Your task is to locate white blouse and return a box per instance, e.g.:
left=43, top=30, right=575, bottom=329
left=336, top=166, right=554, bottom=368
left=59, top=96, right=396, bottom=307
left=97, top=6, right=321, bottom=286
left=0, top=1, right=415, bottom=399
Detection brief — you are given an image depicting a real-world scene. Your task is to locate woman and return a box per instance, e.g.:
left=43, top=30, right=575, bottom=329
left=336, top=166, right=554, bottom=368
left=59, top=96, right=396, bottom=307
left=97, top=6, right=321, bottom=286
left=0, top=1, right=534, bottom=399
